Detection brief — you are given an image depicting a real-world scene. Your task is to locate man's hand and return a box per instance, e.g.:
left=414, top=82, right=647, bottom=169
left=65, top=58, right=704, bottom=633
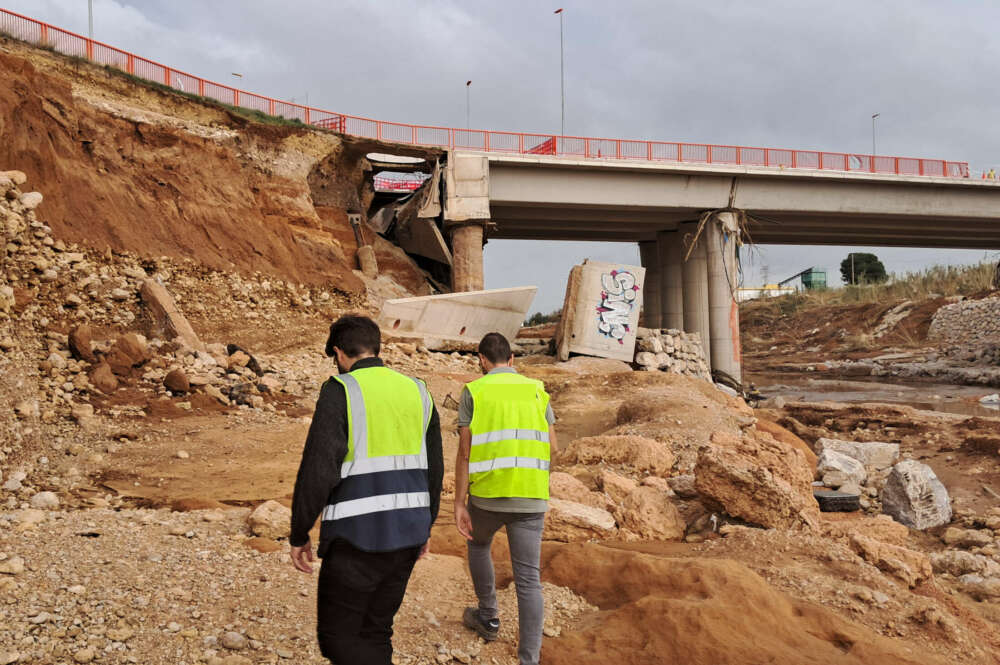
left=291, top=542, right=316, bottom=574
left=418, top=540, right=431, bottom=560
left=454, top=501, right=473, bottom=541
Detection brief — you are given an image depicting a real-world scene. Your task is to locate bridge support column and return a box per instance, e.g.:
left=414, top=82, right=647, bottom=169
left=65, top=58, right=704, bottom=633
left=680, top=221, right=711, bottom=366
left=638, top=241, right=661, bottom=327
left=706, top=212, right=742, bottom=381
left=450, top=223, right=485, bottom=292
left=657, top=230, right=685, bottom=330
left=443, top=152, right=491, bottom=292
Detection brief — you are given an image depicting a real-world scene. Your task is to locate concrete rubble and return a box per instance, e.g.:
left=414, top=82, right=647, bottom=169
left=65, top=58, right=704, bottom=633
left=881, top=460, right=953, bottom=530
left=633, top=327, right=712, bottom=380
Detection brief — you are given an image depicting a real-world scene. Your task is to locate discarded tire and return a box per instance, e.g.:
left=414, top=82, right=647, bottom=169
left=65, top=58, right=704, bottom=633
left=813, top=489, right=861, bottom=512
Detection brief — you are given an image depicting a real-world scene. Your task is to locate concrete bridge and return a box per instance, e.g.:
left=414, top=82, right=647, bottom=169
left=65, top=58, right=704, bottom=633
left=442, top=152, right=1000, bottom=381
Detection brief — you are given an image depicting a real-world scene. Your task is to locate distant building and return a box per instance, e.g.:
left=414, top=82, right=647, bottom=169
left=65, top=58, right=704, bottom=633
left=736, top=285, right=797, bottom=302
left=778, top=267, right=827, bottom=291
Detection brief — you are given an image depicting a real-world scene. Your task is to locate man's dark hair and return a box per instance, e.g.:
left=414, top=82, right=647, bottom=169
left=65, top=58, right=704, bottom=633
left=478, top=332, right=512, bottom=364
left=325, top=315, right=381, bottom=358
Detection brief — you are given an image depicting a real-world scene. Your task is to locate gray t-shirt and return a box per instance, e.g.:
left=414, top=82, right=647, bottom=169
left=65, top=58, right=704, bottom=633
left=458, top=367, right=554, bottom=514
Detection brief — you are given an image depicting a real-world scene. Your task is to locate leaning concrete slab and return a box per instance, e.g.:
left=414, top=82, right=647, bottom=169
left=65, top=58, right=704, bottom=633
left=139, top=279, right=204, bottom=351
left=555, top=260, right=645, bottom=362
left=377, top=286, right=537, bottom=344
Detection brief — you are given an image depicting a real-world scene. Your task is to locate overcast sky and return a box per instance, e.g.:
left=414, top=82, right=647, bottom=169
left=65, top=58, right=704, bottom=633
left=9, top=0, right=999, bottom=312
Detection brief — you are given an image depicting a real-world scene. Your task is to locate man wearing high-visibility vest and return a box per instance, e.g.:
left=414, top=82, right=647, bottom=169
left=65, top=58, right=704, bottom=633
left=289, top=315, right=443, bottom=665
left=454, top=332, right=556, bottom=665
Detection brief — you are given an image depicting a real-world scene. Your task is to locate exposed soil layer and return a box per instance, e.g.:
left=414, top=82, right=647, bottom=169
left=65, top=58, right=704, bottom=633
left=0, top=37, right=438, bottom=295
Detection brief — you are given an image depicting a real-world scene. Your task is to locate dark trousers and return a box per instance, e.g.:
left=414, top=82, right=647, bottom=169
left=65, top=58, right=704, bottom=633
left=317, top=540, right=421, bottom=665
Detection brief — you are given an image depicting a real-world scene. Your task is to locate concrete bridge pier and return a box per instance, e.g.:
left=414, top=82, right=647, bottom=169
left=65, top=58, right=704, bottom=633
left=639, top=241, right=662, bottom=327
left=680, top=221, right=711, bottom=365
left=450, top=223, right=486, bottom=291
left=657, top=230, right=685, bottom=330
left=706, top=212, right=742, bottom=380
left=444, top=153, right=491, bottom=292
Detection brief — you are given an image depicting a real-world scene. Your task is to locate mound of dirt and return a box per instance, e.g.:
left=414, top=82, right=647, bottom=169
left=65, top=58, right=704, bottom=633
left=540, top=543, right=949, bottom=665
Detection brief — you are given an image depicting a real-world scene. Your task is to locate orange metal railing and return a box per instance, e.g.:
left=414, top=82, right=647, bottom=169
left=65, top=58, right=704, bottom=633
left=0, top=7, right=972, bottom=179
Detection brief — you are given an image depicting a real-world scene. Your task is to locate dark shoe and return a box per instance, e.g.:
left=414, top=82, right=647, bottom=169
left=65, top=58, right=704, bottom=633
left=463, top=606, right=499, bottom=641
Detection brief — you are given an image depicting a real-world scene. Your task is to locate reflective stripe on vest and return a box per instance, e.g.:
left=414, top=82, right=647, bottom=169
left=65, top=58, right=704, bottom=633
left=322, top=491, right=430, bottom=521
left=466, top=372, right=551, bottom=500
left=468, top=456, right=551, bottom=474
left=321, top=367, right=433, bottom=552
left=471, top=428, right=550, bottom=446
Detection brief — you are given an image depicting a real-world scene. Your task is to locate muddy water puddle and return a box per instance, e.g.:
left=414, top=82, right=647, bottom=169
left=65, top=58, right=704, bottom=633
left=747, top=373, right=1000, bottom=418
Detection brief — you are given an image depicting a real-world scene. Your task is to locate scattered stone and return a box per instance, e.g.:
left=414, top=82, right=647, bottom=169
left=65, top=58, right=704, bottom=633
left=549, top=472, right=605, bottom=510
left=164, top=368, right=191, bottom=393
left=561, top=435, right=674, bottom=476
left=176, top=450, right=190, bottom=460
left=204, top=384, right=230, bottom=406
left=221, top=631, right=247, bottom=650
left=959, top=574, right=1000, bottom=601
left=18, top=191, right=43, bottom=210
left=247, top=500, right=291, bottom=539
left=0, top=556, right=25, bottom=575
left=14, top=399, right=39, bottom=419
left=68, top=324, right=95, bottom=362
left=89, top=362, right=119, bottom=394
left=29, top=491, right=60, bottom=509
left=599, top=469, right=639, bottom=505
left=881, top=460, right=952, bottom=530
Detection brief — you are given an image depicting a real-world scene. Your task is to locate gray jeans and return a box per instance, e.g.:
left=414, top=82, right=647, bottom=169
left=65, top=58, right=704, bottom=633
left=467, top=503, right=545, bottom=665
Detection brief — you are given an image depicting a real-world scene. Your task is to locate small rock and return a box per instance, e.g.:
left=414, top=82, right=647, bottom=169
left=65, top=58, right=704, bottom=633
left=221, top=631, right=247, bottom=650
left=176, top=450, right=190, bottom=460
left=0, top=556, right=25, bottom=575
left=29, top=491, right=60, bottom=510
left=19, top=191, right=43, bottom=210
left=247, top=500, right=291, bottom=539
left=73, top=647, right=95, bottom=663
left=14, top=399, right=39, bottom=419
left=164, top=368, right=191, bottom=393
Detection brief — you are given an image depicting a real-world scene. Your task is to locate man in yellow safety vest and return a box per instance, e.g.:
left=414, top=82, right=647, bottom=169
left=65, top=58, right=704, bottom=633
left=454, top=332, right=556, bottom=665
left=290, top=315, right=443, bottom=665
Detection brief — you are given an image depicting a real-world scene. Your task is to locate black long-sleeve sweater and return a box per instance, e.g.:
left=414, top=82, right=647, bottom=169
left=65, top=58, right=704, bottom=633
left=289, top=357, right=444, bottom=555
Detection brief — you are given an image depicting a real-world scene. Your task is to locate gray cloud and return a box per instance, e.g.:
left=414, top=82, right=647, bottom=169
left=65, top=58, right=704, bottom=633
left=8, top=0, right=999, bottom=311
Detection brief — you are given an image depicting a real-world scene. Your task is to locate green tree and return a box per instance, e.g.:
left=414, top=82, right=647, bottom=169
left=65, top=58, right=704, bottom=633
left=840, top=253, right=887, bottom=285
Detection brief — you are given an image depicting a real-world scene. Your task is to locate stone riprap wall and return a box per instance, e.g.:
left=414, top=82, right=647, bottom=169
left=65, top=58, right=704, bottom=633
left=634, top=328, right=711, bottom=380
left=929, top=296, right=1000, bottom=345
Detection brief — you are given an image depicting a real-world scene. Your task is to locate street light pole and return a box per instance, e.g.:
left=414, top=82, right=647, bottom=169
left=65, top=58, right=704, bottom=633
left=88, top=0, right=93, bottom=39
left=466, top=80, right=471, bottom=130
left=554, top=8, right=564, bottom=138
left=872, top=112, right=880, bottom=156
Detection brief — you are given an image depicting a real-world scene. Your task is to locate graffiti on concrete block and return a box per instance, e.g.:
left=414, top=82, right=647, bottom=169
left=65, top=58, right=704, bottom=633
left=596, top=269, right=639, bottom=343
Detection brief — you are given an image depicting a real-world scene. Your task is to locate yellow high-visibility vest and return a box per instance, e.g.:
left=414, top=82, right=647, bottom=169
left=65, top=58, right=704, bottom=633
left=466, top=372, right=550, bottom=500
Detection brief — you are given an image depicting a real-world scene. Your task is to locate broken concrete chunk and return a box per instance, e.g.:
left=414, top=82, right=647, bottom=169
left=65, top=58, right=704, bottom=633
left=817, top=449, right=867, bottom=489
left=881, top=460, right=952, bottom=530
left=815, top=437, right=900, bottom=471
left=139, top=279, right=204, bottom=351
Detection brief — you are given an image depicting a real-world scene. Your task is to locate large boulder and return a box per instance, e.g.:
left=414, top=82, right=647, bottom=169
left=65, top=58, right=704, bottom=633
left=941, top=527, right=993, bottom=549
left=246, top=500, right=291, bottom=540
left=545, top=498, right=617, bottom=542
left=614, top=486, right=685, bottom=541
left=881, top=460, right=952, bottom=530
left=850, top=534, right=932, bottom=588
left=754, top=419, right=817, bottom=469
left=815, top=437, right=899, bottom=471
left=695, top=430, right=820, bottom=530
left=816, top=449, right=866, bottom=489
left=560, top=435, right=674, bottom=476
left=105, top=334, right=149, bottom=376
